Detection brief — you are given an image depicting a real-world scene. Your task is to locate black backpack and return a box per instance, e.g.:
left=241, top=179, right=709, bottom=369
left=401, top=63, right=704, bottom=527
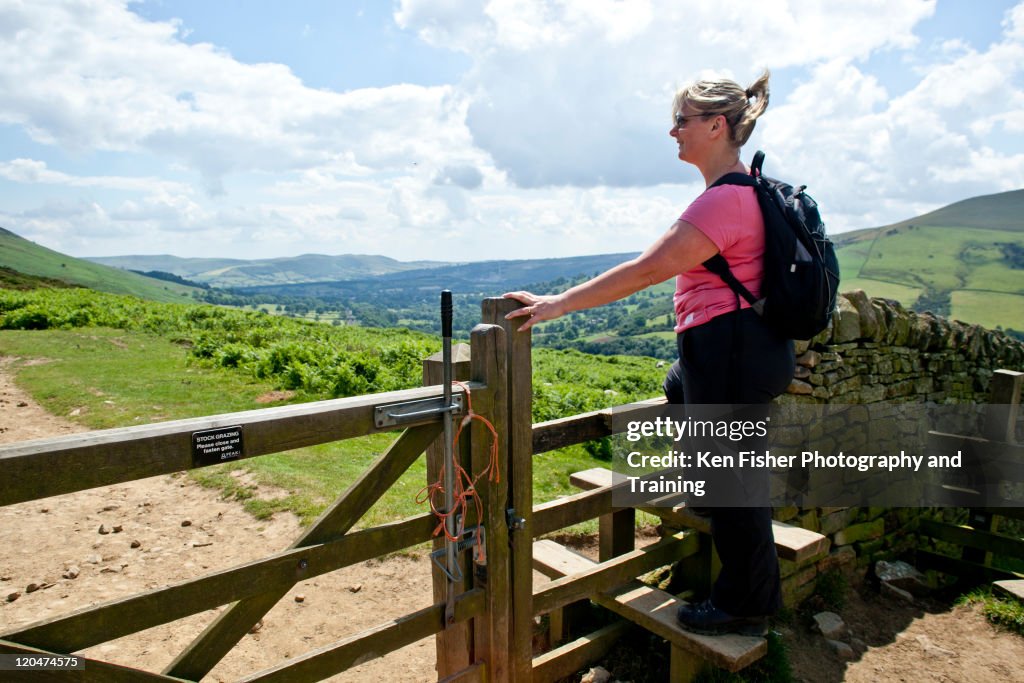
left=702, top=150, right=840, bottom=340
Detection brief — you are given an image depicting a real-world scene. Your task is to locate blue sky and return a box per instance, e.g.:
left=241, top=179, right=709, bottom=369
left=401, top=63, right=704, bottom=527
left=1, top=0, right=1022, bottom=262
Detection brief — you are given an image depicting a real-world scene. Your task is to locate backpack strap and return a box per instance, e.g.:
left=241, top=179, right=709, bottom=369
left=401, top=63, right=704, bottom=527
left=701, top=154, right=766, bottom=314
left=702, top=253, right=763, bottom=313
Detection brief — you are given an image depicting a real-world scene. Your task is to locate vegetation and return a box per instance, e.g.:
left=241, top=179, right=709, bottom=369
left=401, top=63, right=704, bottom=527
left=957, top=587, right=1024, bottom=637
left=0, top=227, right=200, bottom=303
left=835, top=222, right=1024, bottom=337
left=0, top=286, right=666, bottom=527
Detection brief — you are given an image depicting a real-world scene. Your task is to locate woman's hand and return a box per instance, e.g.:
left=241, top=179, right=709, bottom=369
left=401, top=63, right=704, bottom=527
left=502, top=291, right=567, bottom=331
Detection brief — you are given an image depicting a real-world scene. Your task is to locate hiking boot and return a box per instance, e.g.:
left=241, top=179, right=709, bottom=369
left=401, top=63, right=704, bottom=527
left=676, top=599, right=769, bottom=636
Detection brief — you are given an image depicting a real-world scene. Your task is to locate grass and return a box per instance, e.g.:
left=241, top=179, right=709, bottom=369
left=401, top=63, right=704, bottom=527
left=957, top=586, right=1024, bottom=637
left=0, top=327, right=619, bottom=531
left=0, top=228, right=199, bottom=304
left=831, top=224, right=1024, bottom=330
left=951, top=290, right=1024, bottom=330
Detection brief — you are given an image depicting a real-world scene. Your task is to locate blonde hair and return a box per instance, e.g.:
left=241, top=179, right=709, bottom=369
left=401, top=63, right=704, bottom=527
left=673, top=69, right=770, bottom=147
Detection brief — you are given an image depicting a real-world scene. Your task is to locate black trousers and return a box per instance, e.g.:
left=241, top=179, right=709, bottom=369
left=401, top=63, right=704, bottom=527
left=663, top=308, right=794, bottom=616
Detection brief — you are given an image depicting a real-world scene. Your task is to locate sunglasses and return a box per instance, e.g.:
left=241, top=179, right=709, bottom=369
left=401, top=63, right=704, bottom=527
left=673, top=111, right=724, bottom=129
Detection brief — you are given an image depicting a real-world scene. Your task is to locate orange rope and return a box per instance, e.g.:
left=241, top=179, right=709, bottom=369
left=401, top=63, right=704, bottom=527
left=415, top=381, right=500, bottom=564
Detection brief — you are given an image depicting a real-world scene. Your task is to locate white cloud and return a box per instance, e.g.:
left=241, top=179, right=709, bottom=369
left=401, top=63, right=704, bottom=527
left=762, top=5, right=1024, bottom=230
left=0, top=158, right=190, bottom=194
left=1, top=0, right=1022, bottom=261
left=0, top=0, right=484, bottom=190
left=397, top=0, right=938, bottom=189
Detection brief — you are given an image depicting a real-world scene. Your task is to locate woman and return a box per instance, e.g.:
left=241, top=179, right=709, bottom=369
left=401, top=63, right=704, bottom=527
left=504, top=70, right=792, bottom=636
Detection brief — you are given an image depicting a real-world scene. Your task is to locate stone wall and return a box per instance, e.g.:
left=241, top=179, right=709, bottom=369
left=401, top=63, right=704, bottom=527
left=770, top=290, right=1024, bottom=606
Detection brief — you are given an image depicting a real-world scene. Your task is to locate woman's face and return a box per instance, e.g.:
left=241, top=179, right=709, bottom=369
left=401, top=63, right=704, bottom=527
left=669, top=105, right=710, bottom=164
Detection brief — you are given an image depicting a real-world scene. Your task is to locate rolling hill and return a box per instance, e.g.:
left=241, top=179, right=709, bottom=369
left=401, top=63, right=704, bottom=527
left=834, top=188, right=1024, bottom=330
left=0, top=228, right=201, bottom=304
left=86, top=252, right=448, bottom=288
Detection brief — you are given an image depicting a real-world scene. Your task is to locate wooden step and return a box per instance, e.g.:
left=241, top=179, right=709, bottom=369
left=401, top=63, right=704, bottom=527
left=569, top=467, right=830, bottom=563
left=533, top=539, right=766, bottom=673
left=993, top=579, right=1024, bottom=603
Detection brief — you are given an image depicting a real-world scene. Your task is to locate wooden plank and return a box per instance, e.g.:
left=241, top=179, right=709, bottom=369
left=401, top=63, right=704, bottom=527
left=470, top=322, right=512, bottom=683
left=570, top=467, right=712, bottom=534
left=533, top=532, right=698, bottom=615
left=0, top=383, right=478, bottom=507
left=569, top=467, right=829, bottom=563
left=165, top=423, right=442, bottom=680
left=927, top=432, right=1024, bottom=482
left=985, top=369, right=1022, bottom=444
left=533, top=486, right=615, bottom=537
left=482, top=297, right=533, bottom=683
left=0, top=639, right=191, bottom=683
left=918, top=518, right=1024, bottom=559
left=424, top=344, right=474, bottom=678
left=532, top=399, right=667, bottom=454
left=1, top=513, right=435, bottom=652
left=532, top=541, right=765, bottom=673
left=916, top=550, right=1024, bottom=584
left=531, top=621, right=630, bottom=683
left=993, top=579, right=1024, bottom=602
left=532, top=411, right=608, bottom=454
left=236, top=588, right=485, bottom=683
left=769, top=523, right=831, bottom=564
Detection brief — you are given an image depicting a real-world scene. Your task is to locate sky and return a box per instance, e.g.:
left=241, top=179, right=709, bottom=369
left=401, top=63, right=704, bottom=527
left=0, top=0, right=1022, bottom=263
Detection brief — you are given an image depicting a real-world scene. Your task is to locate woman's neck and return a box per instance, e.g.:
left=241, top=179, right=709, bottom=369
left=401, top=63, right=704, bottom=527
left=699, top=150, right=745, bottom=187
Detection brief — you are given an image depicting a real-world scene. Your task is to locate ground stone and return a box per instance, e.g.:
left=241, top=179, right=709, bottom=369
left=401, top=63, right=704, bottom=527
left=813, top=611, right=847, bottom=639
left=581, top=667, right=613, bottom=683
left=827, top=639, right=855, bottom=660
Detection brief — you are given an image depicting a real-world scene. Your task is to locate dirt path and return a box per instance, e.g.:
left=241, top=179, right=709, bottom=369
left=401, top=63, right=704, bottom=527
left=0, top=356, right=438, bottom=682
left=2, top=356, right=1023, bottom=682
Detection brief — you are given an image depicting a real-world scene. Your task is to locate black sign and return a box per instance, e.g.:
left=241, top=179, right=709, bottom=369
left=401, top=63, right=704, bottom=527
left=192, top=426, right=244, bottom=467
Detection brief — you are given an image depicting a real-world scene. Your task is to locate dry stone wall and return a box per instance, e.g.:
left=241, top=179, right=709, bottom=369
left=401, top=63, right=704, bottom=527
left=769, top=290, right=1024, bottom=606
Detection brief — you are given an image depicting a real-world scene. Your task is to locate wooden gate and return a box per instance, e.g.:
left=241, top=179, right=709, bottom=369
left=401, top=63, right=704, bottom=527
left=0, top=300, right=541, bottom=682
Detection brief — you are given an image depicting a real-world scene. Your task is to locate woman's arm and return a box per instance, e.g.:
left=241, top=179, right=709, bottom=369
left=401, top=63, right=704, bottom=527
left=504, top=219, right=718, bottom=330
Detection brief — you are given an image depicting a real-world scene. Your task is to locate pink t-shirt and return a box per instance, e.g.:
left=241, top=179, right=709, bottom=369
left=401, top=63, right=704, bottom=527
left=673, top=184, right=764, bottom=332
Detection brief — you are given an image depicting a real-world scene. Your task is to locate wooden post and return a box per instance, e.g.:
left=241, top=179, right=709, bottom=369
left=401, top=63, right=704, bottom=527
left=470, top=323, right=511, bottom=683
left=984, top=370, right=1022, bottom=444
left=481, top=298, right=534, bottom=683
left=965, top=370, right=1024, bottom=567
left=425, top=343, right=474, bottom=678
left=552, top=500, right=635, bottom=645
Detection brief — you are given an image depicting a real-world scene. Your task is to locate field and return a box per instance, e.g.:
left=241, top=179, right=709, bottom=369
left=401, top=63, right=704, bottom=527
left=834, top=224, right=1024, bottom=329
left=0, top=288, right=666, bottom=529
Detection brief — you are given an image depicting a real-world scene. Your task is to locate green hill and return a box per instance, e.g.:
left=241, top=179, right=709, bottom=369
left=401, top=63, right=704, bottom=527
left=0, top=228, right=201, bottom=303
left=86, top=252, right=448, bottom=288
left=834, top=189, right=1024, bottom=331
